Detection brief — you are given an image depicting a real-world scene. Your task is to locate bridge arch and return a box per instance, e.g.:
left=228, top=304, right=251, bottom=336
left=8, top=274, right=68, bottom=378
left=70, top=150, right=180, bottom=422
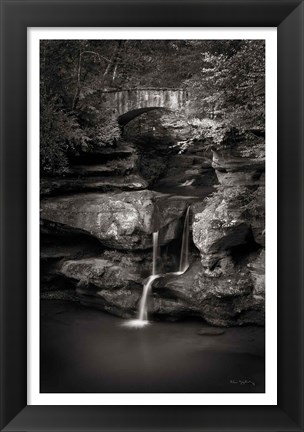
left=99, top=88, right=188, bottom=124
left=117, top=107, right=171, bottom=125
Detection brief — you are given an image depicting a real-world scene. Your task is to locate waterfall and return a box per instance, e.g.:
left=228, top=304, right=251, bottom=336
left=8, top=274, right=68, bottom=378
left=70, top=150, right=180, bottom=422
left=123, top=231, right=160, bottom=328
left=138, top=232, right=159, bottom=321
left=179, top=206, right=190, bottom=273
left=123, top=207, right=190, bottom=328
left=138, top=275, right=158, bottom=321
left=152, top=231, right=159, bottom=276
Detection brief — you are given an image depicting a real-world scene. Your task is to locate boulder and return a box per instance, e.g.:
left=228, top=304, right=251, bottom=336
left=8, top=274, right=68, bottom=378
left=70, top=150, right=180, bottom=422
left=60, top=254, right=149, bottom=290
left=41, top=190, right=191, bottom=250
left=192, top=186, right=265, bottom=270
left=152, top=256, right=264, bottom=326
left=59, top=250, right=152, bottom=317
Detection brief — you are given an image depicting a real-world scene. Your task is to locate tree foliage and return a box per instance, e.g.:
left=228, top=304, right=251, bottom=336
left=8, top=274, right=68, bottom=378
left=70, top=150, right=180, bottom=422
left=186, top=40, right=265, bottom=130
left=40, top=92, right=89, bottom=175
left=40, top=39, right=265, bottom=175
left=40, top=40, right=122, bottom=175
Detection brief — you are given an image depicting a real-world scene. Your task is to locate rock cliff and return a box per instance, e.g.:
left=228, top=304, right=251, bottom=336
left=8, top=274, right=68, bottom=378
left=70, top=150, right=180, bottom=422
left=41, top=114, right=265, bottom=326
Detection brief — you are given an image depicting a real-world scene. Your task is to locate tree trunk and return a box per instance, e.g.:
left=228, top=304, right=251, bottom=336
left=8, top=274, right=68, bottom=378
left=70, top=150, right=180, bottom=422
left=72, top=48, right=112, bottom=110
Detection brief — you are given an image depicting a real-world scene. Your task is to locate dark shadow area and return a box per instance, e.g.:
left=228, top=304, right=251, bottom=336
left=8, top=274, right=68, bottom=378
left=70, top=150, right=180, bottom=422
left=118, top=107, right=170, bottom=125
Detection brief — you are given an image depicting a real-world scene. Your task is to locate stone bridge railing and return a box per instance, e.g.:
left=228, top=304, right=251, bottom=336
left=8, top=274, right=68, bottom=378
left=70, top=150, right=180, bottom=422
left=89, top=88, right=189, bottom=117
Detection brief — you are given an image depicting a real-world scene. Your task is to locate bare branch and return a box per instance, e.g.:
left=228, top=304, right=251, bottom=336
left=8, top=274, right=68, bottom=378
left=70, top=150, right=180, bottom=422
left=80, top=51, right=112, bottom=63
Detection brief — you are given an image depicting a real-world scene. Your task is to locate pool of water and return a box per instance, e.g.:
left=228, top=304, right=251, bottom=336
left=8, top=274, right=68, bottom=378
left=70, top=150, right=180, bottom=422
left=40, top=300, right=265, bottom=393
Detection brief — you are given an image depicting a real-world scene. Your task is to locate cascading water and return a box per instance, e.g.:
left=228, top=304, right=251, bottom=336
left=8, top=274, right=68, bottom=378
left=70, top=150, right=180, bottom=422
left=123, top=231, right=160, bottom=328
left=138, top=232, right=159, bottom=321
left=123, top=207, right=190, bottom=328
left=152, top=231, right=159, bottom=277
left=179, top=206, right=190, bottom=273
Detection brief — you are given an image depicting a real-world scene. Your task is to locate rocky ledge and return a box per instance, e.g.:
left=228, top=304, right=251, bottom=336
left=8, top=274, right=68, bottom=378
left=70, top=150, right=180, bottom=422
left=41, top=190, right=193, bottom=250
left=152, top=251, right=264, bottom=326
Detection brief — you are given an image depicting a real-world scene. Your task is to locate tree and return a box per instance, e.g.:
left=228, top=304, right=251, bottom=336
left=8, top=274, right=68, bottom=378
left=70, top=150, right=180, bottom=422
left=40, top=91, right=89, bottom=175
left=40, top=40, right=121, bottom=175
left=185, top=40, right=265, bottom=130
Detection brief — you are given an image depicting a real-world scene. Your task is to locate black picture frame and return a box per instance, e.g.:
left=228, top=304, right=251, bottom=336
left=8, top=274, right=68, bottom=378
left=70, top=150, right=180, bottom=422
left=1, top=0, right=303, bottom=430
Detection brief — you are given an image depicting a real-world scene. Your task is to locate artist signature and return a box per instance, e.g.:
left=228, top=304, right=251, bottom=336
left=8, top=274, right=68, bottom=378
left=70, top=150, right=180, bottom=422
left=230, top=379, right=256, bottom=386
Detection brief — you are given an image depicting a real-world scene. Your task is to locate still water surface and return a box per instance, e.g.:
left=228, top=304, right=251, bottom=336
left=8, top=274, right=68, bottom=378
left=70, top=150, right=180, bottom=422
left=41, top=300, right=265, bottom=393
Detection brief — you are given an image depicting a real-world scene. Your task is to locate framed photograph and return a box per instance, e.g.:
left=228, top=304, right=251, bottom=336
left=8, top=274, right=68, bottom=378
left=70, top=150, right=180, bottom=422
left=1, top=1, right=303, bottom=431
left=32, top=27, right=274, bottom=403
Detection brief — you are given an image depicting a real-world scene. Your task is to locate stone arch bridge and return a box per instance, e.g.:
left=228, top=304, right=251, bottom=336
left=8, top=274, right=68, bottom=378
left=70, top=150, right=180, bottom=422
left=83, top=88, right=190, bottom=124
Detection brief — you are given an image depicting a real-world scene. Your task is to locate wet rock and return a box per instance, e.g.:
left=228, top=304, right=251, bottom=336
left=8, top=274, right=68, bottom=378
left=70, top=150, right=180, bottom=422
left=41, top=190, right=191, bottom=250
left=55, top=246, right=181, bottom=318
left=60, top=254, right=149, bottom=290
left=58, top=250, right=153, bottom=318
left=40, top=174, right=149, bottom=197
left=152, top=257, right=264, bottom=326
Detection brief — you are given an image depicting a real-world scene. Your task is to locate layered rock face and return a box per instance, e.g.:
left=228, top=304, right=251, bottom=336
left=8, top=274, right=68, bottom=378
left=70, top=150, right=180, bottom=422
left=40, top=108, right=199, bottom=309
left=41, top=142, right=148, bottom=197
left=59, top=251, right=151, bottom=317
left=40, top=188, right=191, bottom=308
left=41, top=111, right=265, bottom=326
left=41, top=190, right=190, bottom=250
